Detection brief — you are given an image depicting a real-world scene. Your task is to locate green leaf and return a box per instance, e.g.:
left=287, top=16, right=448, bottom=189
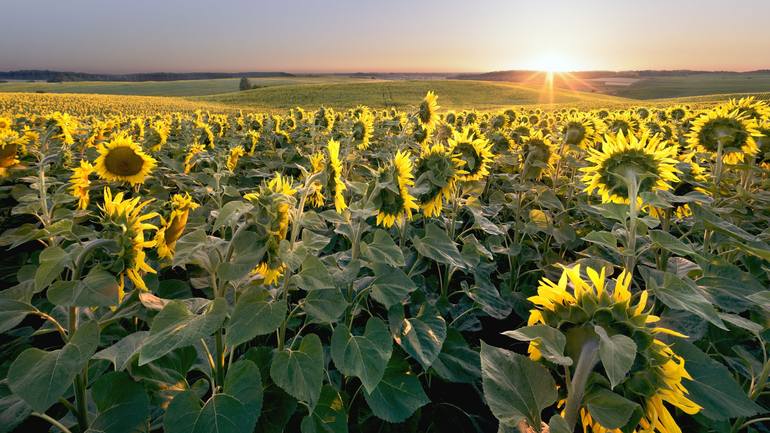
left=363, top=354, right=429, bottom=423
left=391, top=305, right=447, bottom=370
left=431, top=329, right=481, bottom=384
left=164, top=391, right=201, bottom=433
left=331, top=318, right=392, bottom=393
left=222, top=359, right=264, bottom=427
left=255, top=386, right=297, bottom=433
left=673, top=341, right=764, bottom=420
left=89, top=371, right=150, bottom=433
left=139, top=298, right=227, bottom=365
left=747, top=290, right=770, bottom=312
left=412, top=223, right=466, bottom=269
left=214, top=200, right=251, bottom=231
left=173, top=230, right=209, bottom=269
left=0, top=298, right=36, bottom=333
left=304, top=288, right=347, bottom=324
left=480, top=342, right=557, bottom=428
left=502, top=325, right=572, bottom=366
left=594, top=326, right=636, bottom=389
left=8, top=320, right=99, bottom=412
left=270, top=334, right=324, bottom=407
left=301, top=385, right=348, bottom=433
left=217, top=230, right=265, bottom=281
left=584, top=388, right=640, bottom=430
left=293, top=256, right=335, bottom=291
left=361, top=229, right=404, bottom=267
left=0, top=391, right=31, bottom=433
left=583, top=230, right=618, bottom=251
left=548, top=415, right=571, bottom=433
left=34, top=246, right=69, bottom=291
left=93, top=331, right=148, bottom=371
left=369, top=263, right=416, bottom=308
left=642, top=269, right=726, bottom=330
left=649, top=230, right=698, bottom=257
left=48, top=269, right=119, bottom=307
left=226, top=289, right=286, bottom=348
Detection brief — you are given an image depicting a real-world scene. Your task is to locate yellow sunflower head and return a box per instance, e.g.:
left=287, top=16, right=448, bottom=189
left=326, top=140, right=347, bottom=213
left=582, top=131, right=681, bottom=205
left=155, top=193, right=200, bottom=261
left=561, top=113, right=597, bottom=148
left=99, top=187, right=158, bottom=298
left=227, top=145, right=246, bottom=172
left=755, top=121, right=770, bottom=168
left=94, top=132, right=157, bottom=186
left=604, top=112, right=640, bottom=136
left=413, top=142, right=463, bottom=217
left=417, top=91, right=440, bottom=132
left=448, top=127, right=494, bottom=183
left=374, top=150, right=419, bottom=228
left=686, top=107, right=761, bottom=164
left=519, top=130, right=558, bottom=180
left=0, top=128, right=23, bottom=177
left=724, top=96, right=770, bottom=121
left=353, top=109, right=375, bottom=150
left=70, top=160, right=94, bottom=210
left=527, top=264, right=700, bottom=433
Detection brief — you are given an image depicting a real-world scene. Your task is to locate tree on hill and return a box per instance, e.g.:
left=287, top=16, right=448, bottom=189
left=239, top=77, right=252, bottom=91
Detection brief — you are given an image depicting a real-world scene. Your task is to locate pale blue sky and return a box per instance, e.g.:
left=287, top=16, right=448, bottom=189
left=2, top=0, right=769, bottom=73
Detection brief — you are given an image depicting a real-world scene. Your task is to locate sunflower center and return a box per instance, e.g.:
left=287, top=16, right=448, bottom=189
left=608, top=120, right=631, bottom=135
left=104, top=146, right=145, bottom=176
left=599, top=150, right=661, bottom=197
left=455, top=142, right=481, bottom=175
left=418, top=101, right=432, bottom=124
left=564, top=123, right=586, bottom=145
left=698, top=117, right=749, bottom=152
left=377, top=186, right=405, bottom=216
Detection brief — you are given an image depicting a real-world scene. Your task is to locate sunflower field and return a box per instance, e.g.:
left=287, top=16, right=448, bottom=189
left=1, top=92, right=770, bottom=433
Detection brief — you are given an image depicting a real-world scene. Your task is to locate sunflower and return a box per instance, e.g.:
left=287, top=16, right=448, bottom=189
left=327, top=140, right=347, bottom=213
left=374, top=150, right=419, bottom=228
left=308, top=152, right=326, bottom=208
left=417, top=91, right=440, bottom=132
left=582, top=131, right=680, bottom=204
left=314, top=107, right=335, bottom=131
left=413, top=142, right=464, bottom=217
left=353, top=109, right=375, bottom=150
left=517, top=130, right=559, bottom=179
left=560, top=113, right=597, bottom=148
left=99, top=188, right=158, bottom=299
left=449, top=127, right=494, bottom=182
left=0, top=128, right=24, bottom=178
left=227, top=145, right=246, bottom=172
left=244, top=173, right=297, bottom=285
left=94, top=132, right=157, bottom=185
left=527, top=264, right=700, bottom=433
left=604, top=112, right=640, bottom=136
left=755, top=121, right=770, bottom=169
left=724, top=96, right=770, bottom=121
left=147, top=120, right=170, bottom=152
left=184, top=141, right=206, bottom=174
left=667, top=105, right=689, bottom=122
left=247, top=130, right=261, bottom=155
left=49, top=112, right=78, bottom=145
left=686, top=107, right=761, bottom=164
left=155, top=193, right=200, bottom=261
left=69, top=160, right=94, bottom=210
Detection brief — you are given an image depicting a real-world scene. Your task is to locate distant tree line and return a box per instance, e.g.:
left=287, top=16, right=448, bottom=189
left=0, top=70, right=294, bottom=83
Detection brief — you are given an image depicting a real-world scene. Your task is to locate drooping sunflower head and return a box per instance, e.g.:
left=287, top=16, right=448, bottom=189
left=69, top=160, right=94, bottom=210
left=604, top=112, right=640, bottom=136
left=413, top=142, right=463, bottom=217
left=518, top=130, right=558, bottom=180
left=155, top=193, right=200, bottom=261
left=582, top=131, right=681, bottom=204
left=686, top=107, right=761, bottom=164
left=49, top=112, right=78, bottom=145
left=326, top=139, right=347, bottom=213
left=0, top=128, right=23, bottom=177
left=510, top=123, right=532, bottom=146
left=352, top=109, right=375, bottom=150
left=314, top=107, right=335, bottom=131
left=99, top=188, right=158, bottom=297
left=417, top=90, right=440, bottom=132
left=226, top=145, right=246, bottom=172
left=561, top=113, right=597, bottom=148
left=94, top=132, right=157, bottom=186
left=147, top=120, right=170, bottom=151
left=528, top=264, right=700, bottom=433
left=374, top=150, right=419, bottom=228
left=448, top=127, right=494, bottom=183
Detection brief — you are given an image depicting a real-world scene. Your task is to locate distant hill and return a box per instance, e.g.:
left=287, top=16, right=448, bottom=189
left=0, top=70, right=294, bottom=82
left=451, top=69, right=770, bottom=82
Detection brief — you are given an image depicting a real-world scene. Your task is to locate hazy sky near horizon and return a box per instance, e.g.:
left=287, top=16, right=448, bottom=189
left=2, top=0, right=770, bottom=73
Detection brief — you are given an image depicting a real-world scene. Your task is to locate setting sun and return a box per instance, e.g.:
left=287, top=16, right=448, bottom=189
left=528, top=52, right=578, bottom=72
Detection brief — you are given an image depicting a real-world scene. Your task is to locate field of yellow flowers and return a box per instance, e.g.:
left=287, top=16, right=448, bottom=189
left=1, top=92, right=769, bottom=433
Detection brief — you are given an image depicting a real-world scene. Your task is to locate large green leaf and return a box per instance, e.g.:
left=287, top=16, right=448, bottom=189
left=217, top=230, right=265, bottom=281
left=412, top=223, right=467, bottom=269
left=649, top=230, right=698, bottom=258
left=673, top=341, right=764, bottom=420
left=595, top=325, right=636, bottom=389
left=139, top=298, right=227, bottom=365
left=431, top=328, right=481, bottom=384
left=93, top=331, right=148, bottom=371
left=34, top=246, right=69, bottom=291
left=642, top=269, right=726, bottom=330
left=363, top=354, right=429, bottom=423
left=304, top=287, right=347, bottom=324
left=361, top=229, right=404, bottom=267
left=88, top=371, right=150, bottom=433
left=293, top=256, right=335, bottom=291
left=584, top=388, right=640, bottom=430
left=390, top=305, right=447, bottom=370
left=369, top=263, right=416, bottom=308
left=301, top=385, right=348, bottom=433
left=503, top=325, right=572, bottom=366
left=480, top=342, right=557, bottom=428
left=331, top=318, right=392, bottom=393
left=270, top=334, right=324, bottom=407
left=8, top=320, right=99, bottom=412
left=226, top=289, right=286, bottom=348
left=0, top=298, right=36, bottom=333
left=47, top=268, right=119, bottom=307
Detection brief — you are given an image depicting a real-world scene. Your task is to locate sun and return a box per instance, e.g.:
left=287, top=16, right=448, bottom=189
left=529, top=52, right=576, bottom=73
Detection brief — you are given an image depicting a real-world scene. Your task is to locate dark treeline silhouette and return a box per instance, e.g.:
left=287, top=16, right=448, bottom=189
left=0, top=70, right=294, bottom=82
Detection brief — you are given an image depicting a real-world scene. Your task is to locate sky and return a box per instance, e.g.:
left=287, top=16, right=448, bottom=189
left=2, top=0, right=769, bottom=74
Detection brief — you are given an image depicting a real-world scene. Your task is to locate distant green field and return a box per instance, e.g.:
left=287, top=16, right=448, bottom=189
left=0, top=76, right=362, bottom=97
left=197, top=79, right=629, bottom=111
left=602, top=73, right=770, bottom=100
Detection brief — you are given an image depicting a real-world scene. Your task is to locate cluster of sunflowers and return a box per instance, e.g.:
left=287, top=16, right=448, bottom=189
left=0, top=92, right=769, bottom=433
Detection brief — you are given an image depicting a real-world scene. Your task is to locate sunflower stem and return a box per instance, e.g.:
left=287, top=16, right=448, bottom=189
left=564, top=339, right=600, bottom=432
left=624, top=170, right=640, bottom=274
